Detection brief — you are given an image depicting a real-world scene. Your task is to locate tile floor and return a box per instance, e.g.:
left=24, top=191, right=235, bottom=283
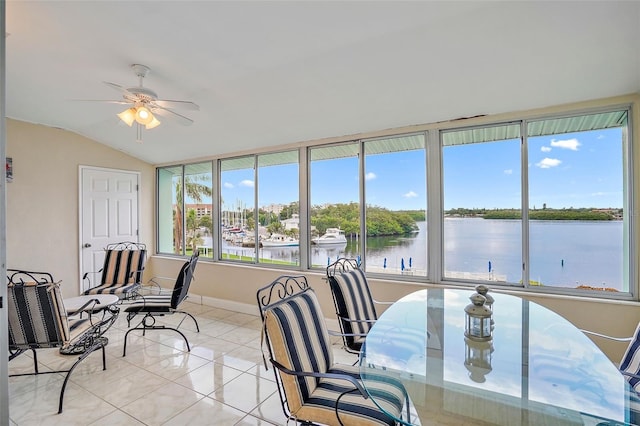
left=8, top=297, right=360, bottom=426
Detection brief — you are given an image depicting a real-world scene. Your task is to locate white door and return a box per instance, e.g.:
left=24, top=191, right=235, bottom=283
left=80, top=167, right=140, bottom=293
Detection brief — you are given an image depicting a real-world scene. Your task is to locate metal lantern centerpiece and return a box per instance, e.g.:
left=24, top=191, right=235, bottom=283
left=475, top=284, right=495, bottom=329
left=464, top=293, right=492, bottom=341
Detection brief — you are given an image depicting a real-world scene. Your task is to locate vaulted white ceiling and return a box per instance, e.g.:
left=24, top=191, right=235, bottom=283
left=6, top=1, right=640, bottom=164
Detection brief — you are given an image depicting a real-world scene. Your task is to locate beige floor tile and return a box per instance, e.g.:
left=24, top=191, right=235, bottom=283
left=173, top=361, right=244, bottom=396
left=198, top=320, right=241, bottom=338
left=120, top=382, right=203, bottom=425
left=217, top=326, right=261, bottom=346
left=10, top=379, right=116, bottom=425
left=88, top=409, right=145, bottom=425
left=234, top=414, right=279, bottom=425
left=80, top=363, right=170, bottom=407
left=209, top=372, right=277, bottom=413
left=162, top=397, right=247, bottom=425
left=249, top=391, right=289, bottom=425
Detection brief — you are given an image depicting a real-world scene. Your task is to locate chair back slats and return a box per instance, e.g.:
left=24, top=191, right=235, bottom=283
left=265, top=288, right=333, bottom=414
left=171, top=250, right=199, bottom=308
left=7, top=281, right=69, bottom=349
left=327, top=260, right=377, bottom=350
left=102, top=247, right=146, bottom=286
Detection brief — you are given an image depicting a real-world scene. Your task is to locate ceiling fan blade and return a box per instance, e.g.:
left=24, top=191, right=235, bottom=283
left=154, top=99, right=200, bottom=111
left=103, top=81, right=132, bottom=95
left=152, top=106, right=194, bottom=126
left=72, top=99, right=133, bottom=105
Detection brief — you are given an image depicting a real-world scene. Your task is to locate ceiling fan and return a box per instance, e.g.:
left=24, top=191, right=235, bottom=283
left=93, top=64, right=199, bottom=142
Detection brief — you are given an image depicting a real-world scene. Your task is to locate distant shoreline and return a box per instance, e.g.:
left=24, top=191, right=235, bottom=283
left=445, top=207, right=622, bottom=221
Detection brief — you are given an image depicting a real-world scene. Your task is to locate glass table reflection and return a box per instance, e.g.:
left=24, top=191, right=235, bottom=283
left=359, top=288, right=639, bottom=425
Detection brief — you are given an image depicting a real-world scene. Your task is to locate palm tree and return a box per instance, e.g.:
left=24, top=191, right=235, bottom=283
left=174, top=175, right=212, bottom=254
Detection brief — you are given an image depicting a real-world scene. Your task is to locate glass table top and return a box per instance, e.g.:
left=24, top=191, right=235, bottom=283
left=359, top=288, right=639, bottom=426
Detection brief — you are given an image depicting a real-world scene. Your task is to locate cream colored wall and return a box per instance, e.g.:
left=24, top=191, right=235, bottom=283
left=6, top=119, right=154, bottom=299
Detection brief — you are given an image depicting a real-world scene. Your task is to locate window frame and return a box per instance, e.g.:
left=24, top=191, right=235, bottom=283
left=155, top=102, right=636, bottom=301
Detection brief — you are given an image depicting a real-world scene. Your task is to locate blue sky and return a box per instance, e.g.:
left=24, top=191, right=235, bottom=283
left=444, top=127, right=623, bottom=210
left=215, top=127, right=623, bottom=212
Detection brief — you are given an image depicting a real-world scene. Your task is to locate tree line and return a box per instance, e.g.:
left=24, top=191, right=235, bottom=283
left=446, top=207, right=621, bottom=221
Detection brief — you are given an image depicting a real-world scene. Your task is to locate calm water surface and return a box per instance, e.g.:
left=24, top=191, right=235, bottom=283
left=240, top=218, right=624, bottom=290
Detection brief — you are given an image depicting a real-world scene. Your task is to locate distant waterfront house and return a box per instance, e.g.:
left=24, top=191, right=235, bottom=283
left=282, top=213, right=300, bottom=231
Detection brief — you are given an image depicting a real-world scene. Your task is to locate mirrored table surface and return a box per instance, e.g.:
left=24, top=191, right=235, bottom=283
left=359, top=288, right=639, bottom=425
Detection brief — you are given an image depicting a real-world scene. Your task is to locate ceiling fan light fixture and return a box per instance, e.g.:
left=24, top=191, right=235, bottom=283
left=117, top=108, right=136, bottom=127
left=135, top=106, right=154, bottom=125
left=145, top=116, right=161, bottom=130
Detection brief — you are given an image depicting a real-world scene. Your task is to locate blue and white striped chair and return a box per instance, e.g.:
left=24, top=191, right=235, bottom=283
left=83, top=241, right=147, bottom=299
left=257, top=275, right=410, bottom=426
left=7, top=270, right=109, bottom=414
left=327, top=258, right=391, bottom=355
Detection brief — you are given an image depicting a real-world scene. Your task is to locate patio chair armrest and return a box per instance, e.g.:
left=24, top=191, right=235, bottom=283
left=147, top=276, right=175, bottom=285
left=580, top=329, right=633, bottom=342
left=74, top=298, right=100, bottom=314
left=340, top=316, right=377, bottom=325
left=328, top=329, right=367, bottom=338
left=621, top=371, right=640, bottom=380
left=270, top=359, right=368, bottom=398
left=82, top=269, right=103, bottom=286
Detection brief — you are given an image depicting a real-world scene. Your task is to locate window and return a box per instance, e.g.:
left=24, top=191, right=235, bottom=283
left=440, top=109, right=630, bottom=293
left=363, top=134, right=427, bottom=276
left=220, top=156, right=256, bottom=262
left=442, top=124, right=522, bottom=284
left=157, top=162, right=212, bottom=256
left=156, top=103, right=634, bottom=299
left=309, top=144, right=358, bottom=268
left=257, top=151, right=300, bottom=266
left=526, top=110, right=629, bottom=292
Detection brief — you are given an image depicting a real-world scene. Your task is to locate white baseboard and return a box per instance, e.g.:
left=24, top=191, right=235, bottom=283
left=186, top=291, right=341, bottom=330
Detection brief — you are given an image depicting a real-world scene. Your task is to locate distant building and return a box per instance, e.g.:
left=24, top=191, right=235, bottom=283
left=282, top=213, right=300, bottom=230
left=185, top=203, right=212, bottom=220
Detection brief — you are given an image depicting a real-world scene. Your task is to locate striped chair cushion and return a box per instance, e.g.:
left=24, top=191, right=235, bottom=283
left=329, top=268, right=377, bottom=349
left=124, top=294, right=172, bottom=313
left=301, top=364, right=404, bottom=426
left=265, top=289, right=334, bottom=414
left=620, top=322, right=640, bottom=392
left=8, top=281, right=70, bottom=348
left=85, top=248, right=146, bottom=295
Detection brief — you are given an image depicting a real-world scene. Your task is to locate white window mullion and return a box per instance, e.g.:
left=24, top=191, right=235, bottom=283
left=521, top=122, right=529, bottom=289
left=427, top=129, right=442, bottom=283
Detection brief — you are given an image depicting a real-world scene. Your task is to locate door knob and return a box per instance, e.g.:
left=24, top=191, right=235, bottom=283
left=83, top=243, right=92, bottom=248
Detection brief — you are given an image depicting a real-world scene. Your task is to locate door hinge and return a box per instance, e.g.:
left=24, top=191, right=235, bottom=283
left=0, top=296, right=3, bottom=308
left=136, top=184, right=139, bottom=191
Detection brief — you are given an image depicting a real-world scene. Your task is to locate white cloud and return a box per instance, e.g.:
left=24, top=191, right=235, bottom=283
left=403, top=191, right=418, bottom=198
left=541, top=146, right=552, bottom=152
left=504, top=169, right=513, bottom=175
left=536, top=158, right=562, bottom=169
left=224, top=182, right=234, bottom=189
left=365, top=172, right=376, bottom=181
left=550, top=138, right=580, bottom=151
left=239, top=179, right=254, bottom=188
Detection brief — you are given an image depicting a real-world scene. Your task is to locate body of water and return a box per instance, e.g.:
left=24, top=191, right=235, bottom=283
left=226, top=219, right=624, bottom=291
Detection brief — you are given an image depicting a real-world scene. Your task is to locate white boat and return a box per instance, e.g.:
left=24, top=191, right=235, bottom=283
left=261, top=233, right=299, bottom=247
left=311, top=228, right=347, bottom=245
